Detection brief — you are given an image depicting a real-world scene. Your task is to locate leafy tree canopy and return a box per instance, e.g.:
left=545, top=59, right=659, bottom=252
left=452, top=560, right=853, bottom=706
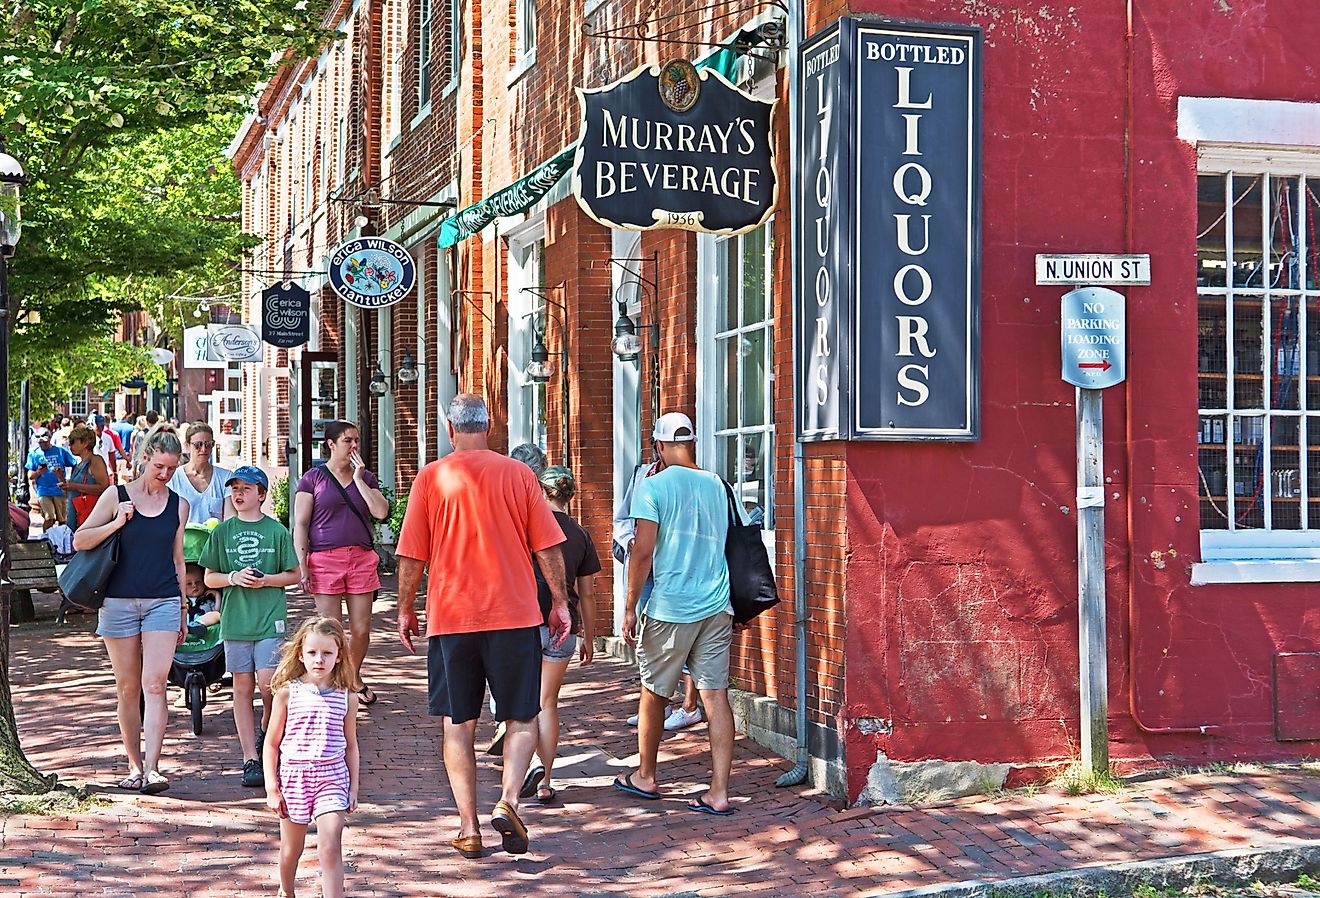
left=0, top=0, right=332, bottom=412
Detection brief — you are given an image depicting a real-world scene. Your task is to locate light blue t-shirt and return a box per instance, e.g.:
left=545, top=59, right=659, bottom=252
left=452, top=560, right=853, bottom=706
left=632, top=466, right=733, bottom=624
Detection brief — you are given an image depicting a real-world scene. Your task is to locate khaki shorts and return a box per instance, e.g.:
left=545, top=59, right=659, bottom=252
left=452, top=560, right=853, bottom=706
left=637, top=611, right=732, bottom=699
left=37, top=495, right=66, bottom=524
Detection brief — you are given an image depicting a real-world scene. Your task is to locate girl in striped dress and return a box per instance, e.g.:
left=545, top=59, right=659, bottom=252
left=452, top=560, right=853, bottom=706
left=263, top=618, right=361, bottom=898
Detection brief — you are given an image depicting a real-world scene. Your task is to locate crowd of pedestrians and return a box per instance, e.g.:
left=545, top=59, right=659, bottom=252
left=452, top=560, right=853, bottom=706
left=40, top=393, right=747, bottom=898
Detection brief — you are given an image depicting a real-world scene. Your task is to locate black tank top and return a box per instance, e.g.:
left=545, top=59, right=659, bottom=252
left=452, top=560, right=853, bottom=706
left=105, top=488, right=182, bottom=599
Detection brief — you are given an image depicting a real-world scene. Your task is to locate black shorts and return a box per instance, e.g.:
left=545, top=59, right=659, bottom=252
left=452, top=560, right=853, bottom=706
left=427, top=627, right=541, bottom=724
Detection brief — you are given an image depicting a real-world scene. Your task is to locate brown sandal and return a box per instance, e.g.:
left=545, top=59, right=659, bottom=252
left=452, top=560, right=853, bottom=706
left=450, top=833, right=483, bottom=859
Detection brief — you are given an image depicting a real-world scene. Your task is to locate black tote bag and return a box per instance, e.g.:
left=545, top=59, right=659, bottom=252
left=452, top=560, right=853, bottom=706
left=722, top=481, right=780, bottom=624
left=57, top=486, right=126, bottom=611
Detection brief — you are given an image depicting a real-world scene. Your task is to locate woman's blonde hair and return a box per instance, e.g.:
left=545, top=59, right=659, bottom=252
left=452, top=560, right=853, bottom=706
left=271, top=617, right=361, bottom=693
left=141, top=422, right=182, bottom=458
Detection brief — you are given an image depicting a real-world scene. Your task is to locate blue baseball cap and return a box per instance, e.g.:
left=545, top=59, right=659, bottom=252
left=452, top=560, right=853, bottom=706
left=225, top=466, right=269, bottom=490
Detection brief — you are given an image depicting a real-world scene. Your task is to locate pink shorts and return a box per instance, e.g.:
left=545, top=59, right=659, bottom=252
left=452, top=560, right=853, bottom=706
left=279, top=759, right=350, bottom=824
left=306, top=545, right=380, bottom=596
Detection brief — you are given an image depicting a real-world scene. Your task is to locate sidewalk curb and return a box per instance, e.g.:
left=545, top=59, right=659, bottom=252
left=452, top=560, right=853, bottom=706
left=872, top=841, right=1320, bottom=898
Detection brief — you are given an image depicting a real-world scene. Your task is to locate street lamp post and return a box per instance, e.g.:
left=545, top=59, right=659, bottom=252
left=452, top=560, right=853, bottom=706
left=0, top=139, right=28, bottom=660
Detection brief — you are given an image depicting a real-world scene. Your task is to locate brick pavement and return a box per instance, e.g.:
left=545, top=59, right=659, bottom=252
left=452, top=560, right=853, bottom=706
left=5, top=588, right=1320, bottom=897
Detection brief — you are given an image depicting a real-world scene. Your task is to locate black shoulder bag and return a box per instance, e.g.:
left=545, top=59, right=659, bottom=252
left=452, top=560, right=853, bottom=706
left=721, top=480, right=780, bottom=624
left=58, top=485, right=128, bottom=611
left=321, top=467, right=378, bottom=548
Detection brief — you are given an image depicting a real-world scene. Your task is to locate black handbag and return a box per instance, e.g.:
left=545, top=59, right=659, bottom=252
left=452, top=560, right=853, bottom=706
left=722, top=481, right=780, bottom=624
left=58, top=486, right=127, bottom=611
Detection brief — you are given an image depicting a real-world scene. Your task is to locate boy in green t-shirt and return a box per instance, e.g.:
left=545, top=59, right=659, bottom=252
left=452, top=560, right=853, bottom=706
left=199, top=466, right=300, bottom=788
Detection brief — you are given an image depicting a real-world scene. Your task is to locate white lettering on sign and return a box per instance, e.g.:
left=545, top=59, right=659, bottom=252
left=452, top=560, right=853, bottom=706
left=809, top=58, right=836, bottom=410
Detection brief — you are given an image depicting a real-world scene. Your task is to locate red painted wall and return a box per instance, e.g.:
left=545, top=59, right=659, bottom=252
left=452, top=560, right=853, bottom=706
left=841, top=0, right=1320, bottom=796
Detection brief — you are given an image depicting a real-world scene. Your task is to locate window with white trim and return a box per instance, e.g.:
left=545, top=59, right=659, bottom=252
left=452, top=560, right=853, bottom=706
left=508, top=237, right=547, bottom=450
left=711, top=222, right=774, bottom=529
left=1197, top=156, right=1320, bottom=559
left=448, top=0, right=461, bottom=87
left=514, top=0, right=535, bottom=69
left=68, top=388, right=89, bottom=418
left=418, top=0, right=433, bottom=107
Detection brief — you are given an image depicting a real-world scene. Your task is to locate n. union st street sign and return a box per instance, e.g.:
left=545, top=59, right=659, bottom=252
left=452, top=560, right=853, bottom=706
left=797, top=17, right=982, bottom=441
left=573, top=61, right=778, bottom=235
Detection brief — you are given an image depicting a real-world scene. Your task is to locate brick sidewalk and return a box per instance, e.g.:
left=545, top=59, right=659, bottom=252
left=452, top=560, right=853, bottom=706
left=6, top=588, right=1320, bottom=897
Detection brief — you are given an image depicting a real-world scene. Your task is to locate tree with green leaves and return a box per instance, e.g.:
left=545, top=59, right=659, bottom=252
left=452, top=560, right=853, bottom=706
left=0, top=0, right=331, bottom=794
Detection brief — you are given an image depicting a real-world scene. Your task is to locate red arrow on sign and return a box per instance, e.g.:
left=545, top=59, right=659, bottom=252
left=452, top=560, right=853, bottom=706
left=1078, top=360, right=1112, bottom=371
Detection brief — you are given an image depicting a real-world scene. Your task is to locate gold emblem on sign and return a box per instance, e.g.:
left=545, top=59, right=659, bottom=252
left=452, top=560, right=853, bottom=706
left=659, top=59, right=700, bottom=113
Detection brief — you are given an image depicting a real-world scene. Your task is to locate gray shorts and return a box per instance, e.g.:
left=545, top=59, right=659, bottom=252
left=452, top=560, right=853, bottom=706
left=637, top=611, right=732, bottom=699
left=224, top=637, right=284, bottom=674
left=97, top=597, right=181, bottom=639
left=539, top=625, right=578, bottom=663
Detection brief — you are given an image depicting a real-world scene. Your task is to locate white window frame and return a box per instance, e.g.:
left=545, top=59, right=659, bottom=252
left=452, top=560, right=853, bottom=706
left=510, top=0, right=536, bottom=83
left=443, top=0, right=461, bottom=97
left=1186, top=109, right=1320, bottom=581
left=696, top=222, right=775, bottom=535
left=418, top=0, right=434, bottom=110
left=506, top=218, right=547, bottom=451
left=69, top=388, right=89, bottom=418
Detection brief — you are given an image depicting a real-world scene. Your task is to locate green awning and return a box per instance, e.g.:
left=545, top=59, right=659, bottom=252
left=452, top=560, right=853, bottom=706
left=435, top=29, right=762, bottom=249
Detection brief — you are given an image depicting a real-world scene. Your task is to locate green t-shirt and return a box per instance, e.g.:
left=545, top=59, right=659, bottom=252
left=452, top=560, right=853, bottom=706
left=198, top=514, right=299, bottom=641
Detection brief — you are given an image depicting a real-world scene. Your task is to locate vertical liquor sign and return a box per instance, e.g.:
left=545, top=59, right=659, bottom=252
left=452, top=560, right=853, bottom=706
left=796, top=18, right=982, bottom=441
left=797, top=23, right=849, bottom=439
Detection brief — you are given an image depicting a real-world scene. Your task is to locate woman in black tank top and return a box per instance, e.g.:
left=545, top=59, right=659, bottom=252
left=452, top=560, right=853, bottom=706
left=73, top=424, right=189, bottom=794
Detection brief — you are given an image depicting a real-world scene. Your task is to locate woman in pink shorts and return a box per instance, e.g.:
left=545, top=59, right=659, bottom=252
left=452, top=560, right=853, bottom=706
left=293, top=420, right=390, bottom=705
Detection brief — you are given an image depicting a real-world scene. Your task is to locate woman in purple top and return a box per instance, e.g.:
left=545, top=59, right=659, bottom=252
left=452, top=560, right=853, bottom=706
left=294, top=421, right=390, bottom=705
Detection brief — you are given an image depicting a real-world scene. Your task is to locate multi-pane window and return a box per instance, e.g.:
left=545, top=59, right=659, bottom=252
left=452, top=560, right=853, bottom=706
left=713, top=223, right=774, bottom=529
left=449, top=0, right=461, bottom=85
left=511, top=238, right=547, bottom=450
left=1197, top=168, right=1320, bottom=539
left=68, top=389, right=89, bottom=418
left=515, top=0, right=535, bottom=66
left=418, top=0, right=433, bottom=107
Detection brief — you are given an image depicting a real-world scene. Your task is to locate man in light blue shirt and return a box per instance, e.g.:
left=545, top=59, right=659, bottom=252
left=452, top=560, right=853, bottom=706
left=614, top=412, right=739, bottom=816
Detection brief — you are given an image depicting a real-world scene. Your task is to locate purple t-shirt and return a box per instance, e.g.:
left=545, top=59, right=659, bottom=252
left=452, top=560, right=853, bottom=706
left=296, top=466, right=380, bottom=552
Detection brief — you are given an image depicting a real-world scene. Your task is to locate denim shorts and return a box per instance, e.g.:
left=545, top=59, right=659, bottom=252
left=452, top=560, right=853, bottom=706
left=97, top=597, right=182, bottom=639
left=539, top=625, right=578, bottom=663
left=224, top=636, right=285, bottom=674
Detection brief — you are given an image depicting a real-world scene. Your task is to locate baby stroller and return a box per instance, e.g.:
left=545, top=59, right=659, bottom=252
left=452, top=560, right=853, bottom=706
left=171, top=523, right=227, bottom=736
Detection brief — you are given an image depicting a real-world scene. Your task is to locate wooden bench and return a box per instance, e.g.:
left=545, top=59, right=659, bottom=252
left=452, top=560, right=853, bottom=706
left=9, top=539, right=60, bottom=623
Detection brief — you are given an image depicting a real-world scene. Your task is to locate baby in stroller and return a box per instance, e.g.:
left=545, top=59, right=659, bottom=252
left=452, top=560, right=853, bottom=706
left=174, top=563, right=223, bottom=707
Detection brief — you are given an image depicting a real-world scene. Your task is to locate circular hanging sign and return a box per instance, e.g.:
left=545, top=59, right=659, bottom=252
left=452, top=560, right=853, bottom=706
left=328, top=237, right=417, bottom=308
left=659, top=59, right=700, bottom=113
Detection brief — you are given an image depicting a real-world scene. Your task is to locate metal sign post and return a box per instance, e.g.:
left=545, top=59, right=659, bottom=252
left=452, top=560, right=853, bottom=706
left=1051, top=275, right=1131, bottom=775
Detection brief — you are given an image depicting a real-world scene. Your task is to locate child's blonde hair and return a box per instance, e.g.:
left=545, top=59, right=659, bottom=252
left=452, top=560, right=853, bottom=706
left=271, top=617, right=362, bottom=693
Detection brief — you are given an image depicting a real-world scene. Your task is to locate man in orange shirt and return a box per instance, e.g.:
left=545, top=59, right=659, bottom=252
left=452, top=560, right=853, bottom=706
left=396, top=393, right=570, bottom=859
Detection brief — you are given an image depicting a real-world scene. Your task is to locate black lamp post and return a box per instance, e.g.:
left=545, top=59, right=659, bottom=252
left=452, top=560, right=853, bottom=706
left=0, top=138, right=28, bottom=653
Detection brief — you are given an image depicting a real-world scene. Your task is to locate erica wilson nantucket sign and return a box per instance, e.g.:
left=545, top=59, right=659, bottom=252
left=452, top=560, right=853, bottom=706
left=797, top=18, right=982, bottom=441
left=573, top=60, right=778, bottom=235
left=328, top=237, right=417, bottom=308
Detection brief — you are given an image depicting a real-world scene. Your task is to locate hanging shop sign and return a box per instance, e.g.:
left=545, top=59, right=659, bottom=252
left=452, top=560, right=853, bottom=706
left=328, top=237, right=416, bottom=308
left=796, top=17, right=982, bottom=442
left=183, top=326, right=223, bottom=369
left=438, top=147, right=576, bottom=249
left=573, top=61, right=778, bottom=235
left=208, top=324, right=263, bottom=362
left=261, top=282, right=312, bottom=348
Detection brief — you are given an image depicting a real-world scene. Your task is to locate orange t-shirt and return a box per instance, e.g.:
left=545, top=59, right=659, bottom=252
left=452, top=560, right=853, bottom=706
left=396, top=450, right=565, bottom=636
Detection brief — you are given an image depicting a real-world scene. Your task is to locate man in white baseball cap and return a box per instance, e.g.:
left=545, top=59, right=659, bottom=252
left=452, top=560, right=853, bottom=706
left=613, top=410, right=740, bottom=816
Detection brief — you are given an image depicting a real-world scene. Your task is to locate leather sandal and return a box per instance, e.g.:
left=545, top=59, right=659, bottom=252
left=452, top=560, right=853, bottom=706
left=450, top=833, right=483, bottom=859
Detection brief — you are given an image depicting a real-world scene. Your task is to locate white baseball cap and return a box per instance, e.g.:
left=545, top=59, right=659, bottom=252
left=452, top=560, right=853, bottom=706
left=653, top=412, right=696, bottom=442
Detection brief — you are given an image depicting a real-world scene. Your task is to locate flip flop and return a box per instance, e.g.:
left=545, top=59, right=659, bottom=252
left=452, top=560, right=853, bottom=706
left=687, top=796, right=735, bottom=816
left=535, top=785, right=557, bottom=804
left=358, top=684, right=378, bottom=705
left=117, top=772, right=143, bottom=791
left=140, top=771, right=170, bottom=795
left=519, top=764, right=545, bottom=800
left=612, top=772, right=661, bottom=800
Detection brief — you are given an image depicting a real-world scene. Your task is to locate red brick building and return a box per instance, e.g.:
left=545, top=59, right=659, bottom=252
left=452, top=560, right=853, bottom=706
left=233, top=0, right=1320, bottom=803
